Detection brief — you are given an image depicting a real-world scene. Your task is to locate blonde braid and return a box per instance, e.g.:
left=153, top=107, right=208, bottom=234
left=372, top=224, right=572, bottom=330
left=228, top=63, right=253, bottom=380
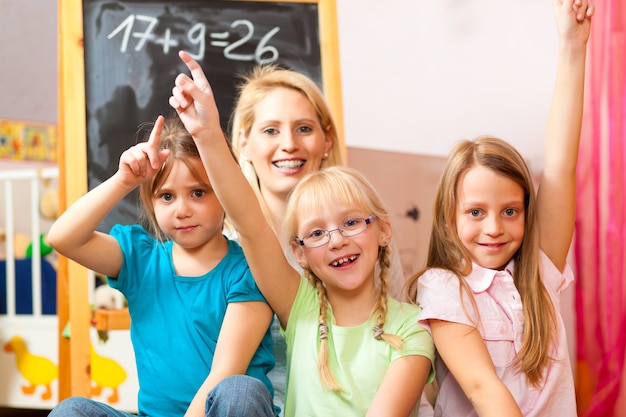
left=372, top=245, right=403, bottom=351
left=305, top=268, right=343, bottom=391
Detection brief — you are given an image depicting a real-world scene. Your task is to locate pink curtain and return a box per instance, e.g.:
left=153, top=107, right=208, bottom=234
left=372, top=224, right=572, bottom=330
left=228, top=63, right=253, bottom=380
left=575, top=1, right=626, bottom=416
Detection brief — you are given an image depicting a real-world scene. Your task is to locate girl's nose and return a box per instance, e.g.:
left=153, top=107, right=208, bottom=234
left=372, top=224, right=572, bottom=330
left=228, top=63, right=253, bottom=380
left=484, top=215, right=504, bottom=236
left=327, top=228, right=348, bottom=249
left=175, top=200, right=192, bottom=218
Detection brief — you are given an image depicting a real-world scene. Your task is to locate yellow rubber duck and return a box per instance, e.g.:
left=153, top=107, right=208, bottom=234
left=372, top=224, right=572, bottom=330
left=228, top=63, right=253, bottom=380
left=4, top=335, right=58, bottom=400
left=90, top=344, right=127, bottom=403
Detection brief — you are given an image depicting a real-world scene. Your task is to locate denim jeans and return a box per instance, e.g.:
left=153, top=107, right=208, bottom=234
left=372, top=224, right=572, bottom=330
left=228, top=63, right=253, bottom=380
left=47, top=397, right=136, bottom=417
left=48, top=375, right=277, bottom=417
left=207, top=375, right=277, bottom=417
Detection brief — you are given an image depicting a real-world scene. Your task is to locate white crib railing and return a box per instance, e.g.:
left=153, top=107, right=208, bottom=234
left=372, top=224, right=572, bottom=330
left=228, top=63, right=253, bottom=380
left=1, top=166, right=59, bottom=318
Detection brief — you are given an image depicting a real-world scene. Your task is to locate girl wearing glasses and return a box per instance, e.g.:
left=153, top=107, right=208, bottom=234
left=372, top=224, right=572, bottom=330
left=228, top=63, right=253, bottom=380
left=227, top=62, right=433, bottom=415
left=168, top=50, right=435, bottom=417
left=227, top=65, right=341, bottom=414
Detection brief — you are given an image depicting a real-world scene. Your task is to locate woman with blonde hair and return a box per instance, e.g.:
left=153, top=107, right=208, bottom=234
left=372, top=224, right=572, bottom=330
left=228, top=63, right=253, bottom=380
left=229, top=64, right=343, bottom=238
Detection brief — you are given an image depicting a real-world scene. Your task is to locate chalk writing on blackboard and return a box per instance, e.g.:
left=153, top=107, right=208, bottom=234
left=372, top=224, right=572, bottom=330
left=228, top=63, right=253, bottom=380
left=82, top=0, right=323, bottom=232
left=106, top=14, right=281, bottom=64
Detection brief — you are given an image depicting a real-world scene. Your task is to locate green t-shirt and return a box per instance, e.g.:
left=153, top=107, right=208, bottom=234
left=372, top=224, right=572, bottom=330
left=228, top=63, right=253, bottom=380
left=282, top=278, right=435, bottom=417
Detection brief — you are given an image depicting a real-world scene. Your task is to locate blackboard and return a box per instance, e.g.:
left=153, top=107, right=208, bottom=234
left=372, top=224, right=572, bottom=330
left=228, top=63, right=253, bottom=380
left=63, top=0, right=343, bottom=232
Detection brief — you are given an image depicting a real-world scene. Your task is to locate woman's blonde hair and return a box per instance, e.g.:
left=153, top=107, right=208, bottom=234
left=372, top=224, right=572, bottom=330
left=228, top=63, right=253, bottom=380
left=229, top=65, right=344, bottom=223
left=408, top=136, right=557, bottom=387
left=285, top=166, right=403, bottom=390
left=138, top=115, right=231, bottom=241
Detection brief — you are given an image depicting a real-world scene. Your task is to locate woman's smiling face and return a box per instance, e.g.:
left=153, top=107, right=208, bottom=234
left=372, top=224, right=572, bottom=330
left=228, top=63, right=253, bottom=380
left=239, top=87, right=333, bottom=200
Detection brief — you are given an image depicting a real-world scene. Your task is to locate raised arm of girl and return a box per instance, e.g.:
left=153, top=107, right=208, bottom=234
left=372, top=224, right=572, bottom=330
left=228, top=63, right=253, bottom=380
left=169, top=52, right=300, bottom=329
left=47, top=119, right=169, bottom=277
left=539, top=0, right=593, bottom=271
left=170, top=51, right=435, bottom=417
left=412, top=1, right=594, bottom=416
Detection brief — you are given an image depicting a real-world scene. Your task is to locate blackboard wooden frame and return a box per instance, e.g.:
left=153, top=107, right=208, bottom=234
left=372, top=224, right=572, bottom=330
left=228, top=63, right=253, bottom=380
left=57, top=0, right=343, bottom=401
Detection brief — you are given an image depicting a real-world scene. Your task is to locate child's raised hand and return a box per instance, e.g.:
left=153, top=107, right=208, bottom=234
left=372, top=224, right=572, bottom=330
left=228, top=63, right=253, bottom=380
left=169, top=51, right=223, bottom=144
left=554, top=0, right=594, bottom=44
left=117, top=115, right=170, bottom=187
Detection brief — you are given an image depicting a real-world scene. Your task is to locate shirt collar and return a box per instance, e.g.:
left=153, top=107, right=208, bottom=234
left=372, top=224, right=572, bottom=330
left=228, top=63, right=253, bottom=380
left=465, top=259, right=515, bottom=293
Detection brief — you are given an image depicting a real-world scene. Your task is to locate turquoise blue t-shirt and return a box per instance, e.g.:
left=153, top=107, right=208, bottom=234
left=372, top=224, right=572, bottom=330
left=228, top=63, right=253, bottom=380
left=108, top=224, right=275, bottom=417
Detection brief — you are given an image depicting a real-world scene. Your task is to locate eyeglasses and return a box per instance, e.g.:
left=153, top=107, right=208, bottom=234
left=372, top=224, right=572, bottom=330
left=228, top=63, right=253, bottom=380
left=294, top=215, right=377, bottom=248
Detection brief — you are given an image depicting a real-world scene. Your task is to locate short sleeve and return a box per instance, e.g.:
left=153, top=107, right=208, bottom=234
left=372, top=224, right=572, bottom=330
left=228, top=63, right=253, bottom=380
left=390, top=302, right=436, bottom=383
left=539, top=250, right=574, bottom=295
left=108, top=224, right=159, bottom=295
left=391, top=303, right=434, bottom=355
left=226, top=266, right=266, bottom=304
left=283, top=277, right=316, bottom=342
left=416, top=268, right=477, bottom=332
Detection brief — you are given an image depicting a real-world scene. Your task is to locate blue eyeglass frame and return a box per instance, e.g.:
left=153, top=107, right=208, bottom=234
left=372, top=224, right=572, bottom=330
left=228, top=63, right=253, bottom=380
left=294, top=214, right=377, bottom=247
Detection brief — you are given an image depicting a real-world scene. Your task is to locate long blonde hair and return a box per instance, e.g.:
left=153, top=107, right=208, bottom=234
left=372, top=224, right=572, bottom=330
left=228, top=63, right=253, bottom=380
left=285, top=166, right=403, bottom=390
left=229, top=65, right=344, bottom=224
left=408, top=136, right=556, bottom=387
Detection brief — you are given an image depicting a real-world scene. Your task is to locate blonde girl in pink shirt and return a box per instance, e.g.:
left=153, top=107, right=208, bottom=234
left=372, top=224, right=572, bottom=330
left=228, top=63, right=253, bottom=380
left=409, top=0, right=594, bottom=416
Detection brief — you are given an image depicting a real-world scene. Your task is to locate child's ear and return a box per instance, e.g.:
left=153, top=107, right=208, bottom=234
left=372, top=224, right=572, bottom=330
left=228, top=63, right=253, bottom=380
left=379, top=218, right=392, bottom=247
left=291, top=240, right=308, bottom=268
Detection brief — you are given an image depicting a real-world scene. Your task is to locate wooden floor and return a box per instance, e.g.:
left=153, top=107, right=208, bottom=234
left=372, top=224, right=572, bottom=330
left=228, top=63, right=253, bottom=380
left=0, top=408, right=51, bottom=416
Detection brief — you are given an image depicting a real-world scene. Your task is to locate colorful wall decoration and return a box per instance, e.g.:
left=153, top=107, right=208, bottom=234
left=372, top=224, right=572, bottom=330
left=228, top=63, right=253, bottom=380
left=0, top=119, right=56, bottom=162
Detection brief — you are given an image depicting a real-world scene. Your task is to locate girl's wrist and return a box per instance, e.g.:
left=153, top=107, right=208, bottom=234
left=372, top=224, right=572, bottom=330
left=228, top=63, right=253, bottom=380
left=558, top=41, right=588, bottom=60
left=111, top=171, right=142, bottom=194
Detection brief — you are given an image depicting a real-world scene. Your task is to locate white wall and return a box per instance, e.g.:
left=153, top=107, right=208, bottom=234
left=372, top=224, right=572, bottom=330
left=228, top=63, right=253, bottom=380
left=337, top=0, right=558, bottom=163
left=0, top=0, right=58, bottom=124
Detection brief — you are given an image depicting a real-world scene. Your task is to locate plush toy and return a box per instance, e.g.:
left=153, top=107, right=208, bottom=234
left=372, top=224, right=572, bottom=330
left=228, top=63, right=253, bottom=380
left=22, top=174, right=58, bottom=259
left=93, top=284, right=124, bottom=310
left=93, top=276, right=127, bottom=343
left=25, top=234, right=54, bottom=258
left=39, top=180, right=58, bottom=221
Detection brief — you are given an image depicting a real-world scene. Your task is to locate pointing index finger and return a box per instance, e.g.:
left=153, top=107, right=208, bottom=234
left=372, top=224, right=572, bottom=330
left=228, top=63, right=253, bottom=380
left=179, top=50, right=210, bottom=90
left=147, top=115, right=164, bottom=169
